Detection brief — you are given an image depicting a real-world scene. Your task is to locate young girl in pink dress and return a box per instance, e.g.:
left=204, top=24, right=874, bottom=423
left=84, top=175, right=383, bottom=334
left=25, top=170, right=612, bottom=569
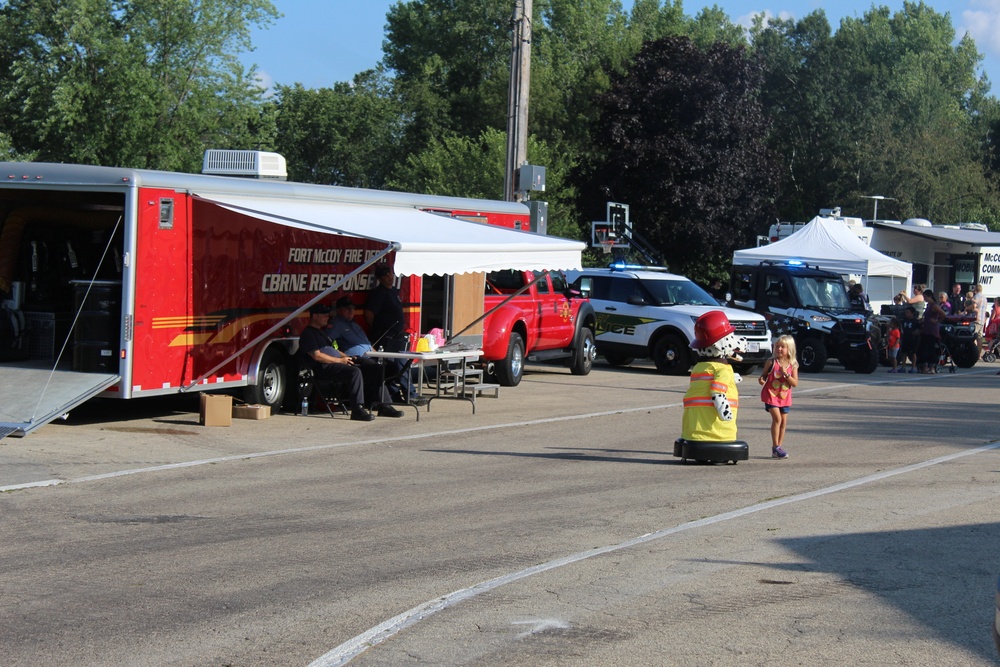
left=758, top=335, right=799, bottom=459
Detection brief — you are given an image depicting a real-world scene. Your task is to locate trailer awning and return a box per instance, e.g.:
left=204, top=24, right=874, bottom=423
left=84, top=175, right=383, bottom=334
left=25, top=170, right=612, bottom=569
left=195, top=193, right=584, bottom=276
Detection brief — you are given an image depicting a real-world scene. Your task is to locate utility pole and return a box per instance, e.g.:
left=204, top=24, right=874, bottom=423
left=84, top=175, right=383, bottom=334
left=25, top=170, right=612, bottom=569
left=503, top=0, right=532, bottom=203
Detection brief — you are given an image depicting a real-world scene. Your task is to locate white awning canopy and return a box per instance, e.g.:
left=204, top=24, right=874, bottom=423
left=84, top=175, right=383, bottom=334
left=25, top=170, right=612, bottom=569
left=195, top=193, right=584, bottom=276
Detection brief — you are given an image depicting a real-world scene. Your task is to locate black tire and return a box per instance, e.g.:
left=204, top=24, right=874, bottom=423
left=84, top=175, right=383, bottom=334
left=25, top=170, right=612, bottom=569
left=852, top=346, right=879, bottom=374
left=495, top=332, right=525, bottom=386
left=652, top=333, right=691, bottom=375
left=602, top=351, right=635, bottom=367
left=244, top=348, right=287, bottom=409
left=569, top=327, right=595, bottom=376
left=731, top=363, right=758, bottom=375
left=950, top=341, right=979, bottom=368
left=798, top=337, right=828, bottom=373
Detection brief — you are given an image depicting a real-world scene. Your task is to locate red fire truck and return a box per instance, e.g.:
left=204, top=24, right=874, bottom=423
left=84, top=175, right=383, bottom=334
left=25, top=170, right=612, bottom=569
left=0, top=155, right=586, bottom=437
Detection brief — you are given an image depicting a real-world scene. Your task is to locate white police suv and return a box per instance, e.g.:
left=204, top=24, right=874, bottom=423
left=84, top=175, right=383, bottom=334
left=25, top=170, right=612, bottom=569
left=568, top=265, right=772, bottom=375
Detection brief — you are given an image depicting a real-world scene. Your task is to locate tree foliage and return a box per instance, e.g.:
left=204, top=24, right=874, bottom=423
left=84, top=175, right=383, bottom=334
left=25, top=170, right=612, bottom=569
left=274, top=70, right=403, bottom=188
left=0, top=0, right=278, bottom=171
left=585, top=36, right=778, bottom=281
left=752, top=1, right=999, bottom=224
left=387, top=127, right=580, bottom=239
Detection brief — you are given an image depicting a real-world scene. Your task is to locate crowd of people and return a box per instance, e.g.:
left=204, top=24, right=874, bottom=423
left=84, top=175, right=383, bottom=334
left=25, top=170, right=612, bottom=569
left=885, top=282, right=994, bottom=374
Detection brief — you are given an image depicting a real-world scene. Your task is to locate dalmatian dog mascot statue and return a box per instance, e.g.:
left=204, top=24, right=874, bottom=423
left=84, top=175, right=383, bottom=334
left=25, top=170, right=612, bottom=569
left=673, top=310, right=750, bottom=464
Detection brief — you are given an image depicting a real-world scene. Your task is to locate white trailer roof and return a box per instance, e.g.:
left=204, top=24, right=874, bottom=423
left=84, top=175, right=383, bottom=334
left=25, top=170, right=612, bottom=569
left=195, top=193, right=584, bottom=276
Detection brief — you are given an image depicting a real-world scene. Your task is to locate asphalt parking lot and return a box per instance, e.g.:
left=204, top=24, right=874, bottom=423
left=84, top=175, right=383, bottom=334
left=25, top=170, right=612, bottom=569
left=1, top=360, right=999, bottom=666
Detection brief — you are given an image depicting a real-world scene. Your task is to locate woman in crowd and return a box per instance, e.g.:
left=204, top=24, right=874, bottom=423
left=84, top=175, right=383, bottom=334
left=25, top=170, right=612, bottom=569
left=916, top=290, right=948, bottom=374
left=903, top=284, right=927, bottom=317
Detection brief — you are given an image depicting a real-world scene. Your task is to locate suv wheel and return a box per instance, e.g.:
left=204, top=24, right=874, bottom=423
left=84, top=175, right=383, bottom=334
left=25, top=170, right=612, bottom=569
left=652, top=334, right=691, bottom=375
left=798, top=337, right=828, bottom=373
left=603, top=351, right=635, bottom=367
left=569, top=327, right=595, bottom=376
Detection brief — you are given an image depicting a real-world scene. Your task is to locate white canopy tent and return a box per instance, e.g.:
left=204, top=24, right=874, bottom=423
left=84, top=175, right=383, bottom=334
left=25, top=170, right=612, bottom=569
left=733, top=217, right=912, bottom=306
left=195, top=193, right=585, bottom=275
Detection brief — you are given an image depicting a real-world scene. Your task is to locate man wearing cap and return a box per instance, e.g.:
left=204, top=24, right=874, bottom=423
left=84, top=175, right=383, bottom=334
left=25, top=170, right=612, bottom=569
left=327, top=296, right=408, bottom=415
left=298, top=303, right=383, bottom=421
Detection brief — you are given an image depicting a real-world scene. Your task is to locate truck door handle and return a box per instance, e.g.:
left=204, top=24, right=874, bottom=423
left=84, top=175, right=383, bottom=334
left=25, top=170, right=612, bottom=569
left=605, top=306, right=617, bottom=311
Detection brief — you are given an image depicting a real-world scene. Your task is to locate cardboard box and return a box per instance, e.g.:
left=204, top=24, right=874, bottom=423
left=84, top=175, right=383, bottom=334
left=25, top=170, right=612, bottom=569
left=200, top=394, right=232, bottom=427
left=232, top=404, right=270, bottom=420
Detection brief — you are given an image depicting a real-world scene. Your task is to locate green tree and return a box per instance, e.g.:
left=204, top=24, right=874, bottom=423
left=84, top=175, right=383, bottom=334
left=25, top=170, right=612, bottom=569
left=383, top=0, right=511, bottom=155
left=387, top=127, right=580, bottom=239
left=274, top=69, right=403, bottom=188
left=584, top=35, right=779, bottom=281
left=752, top=2, right=999, bottom=224
left=0, top=0, right=278, bottom=171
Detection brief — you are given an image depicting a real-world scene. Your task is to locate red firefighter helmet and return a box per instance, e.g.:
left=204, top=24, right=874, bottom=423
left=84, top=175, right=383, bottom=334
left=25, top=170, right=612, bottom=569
left=690, top=310, right=735, bottom=349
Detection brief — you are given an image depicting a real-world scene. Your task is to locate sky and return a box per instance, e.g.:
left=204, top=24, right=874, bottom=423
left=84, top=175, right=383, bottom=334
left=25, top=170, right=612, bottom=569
left=245, top=0, right=1000, bottom=92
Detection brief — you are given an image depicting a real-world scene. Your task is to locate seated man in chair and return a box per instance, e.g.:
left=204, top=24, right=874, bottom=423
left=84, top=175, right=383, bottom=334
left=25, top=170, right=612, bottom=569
left=298, top=304, right=399, bottom=421
left=328, top=296, right=422, bottom=407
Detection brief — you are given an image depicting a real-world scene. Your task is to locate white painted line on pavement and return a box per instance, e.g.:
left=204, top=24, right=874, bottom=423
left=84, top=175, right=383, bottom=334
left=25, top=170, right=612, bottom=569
left=307, top=439, right=1000, bottom=667
left=0, top=369, right=988, bottom=494
left=0, top=403, right=687, bottom=493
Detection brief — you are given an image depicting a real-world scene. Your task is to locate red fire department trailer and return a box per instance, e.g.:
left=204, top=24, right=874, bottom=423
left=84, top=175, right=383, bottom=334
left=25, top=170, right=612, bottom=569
left=0, top=158, right=584, bottom=437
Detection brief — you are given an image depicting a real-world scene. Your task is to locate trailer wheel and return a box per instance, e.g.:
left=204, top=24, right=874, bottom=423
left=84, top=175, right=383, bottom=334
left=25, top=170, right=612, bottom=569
left=494, top=332, right=525, bottom=386
left=569, top=327, right=595, bottom=376
left=245, top=348, right=287, bottom=409
left=798, top=337, right=827, bottom=373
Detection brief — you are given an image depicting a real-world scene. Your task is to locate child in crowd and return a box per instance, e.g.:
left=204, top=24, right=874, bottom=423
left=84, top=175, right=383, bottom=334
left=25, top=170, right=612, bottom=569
left=899, top=306, right=920, bottom=372
left=886, top=318, right=901, bottom=372
left=759, top=335, right=799, bottom=459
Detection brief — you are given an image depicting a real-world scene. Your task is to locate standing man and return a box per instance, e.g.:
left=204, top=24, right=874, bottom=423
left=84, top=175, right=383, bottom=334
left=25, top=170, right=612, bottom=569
left=974, top=283, right=989, bottom=356
left=366, top=264, right=407, bottom=352
left=848, top=283, right=871, bottom=314
left=298, top=304, right=374, bottom=421
left=951, top=283, right=964, bottom=311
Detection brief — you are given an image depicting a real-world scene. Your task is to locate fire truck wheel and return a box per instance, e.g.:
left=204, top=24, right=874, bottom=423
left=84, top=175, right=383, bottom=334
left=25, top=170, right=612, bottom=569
left=652, top=333, right=691, bottom=375
left=569, top=327, right=595, bottom=376
left=245, top=348, right=287, bottom=409
left=495, top=332, right=525, bottom=387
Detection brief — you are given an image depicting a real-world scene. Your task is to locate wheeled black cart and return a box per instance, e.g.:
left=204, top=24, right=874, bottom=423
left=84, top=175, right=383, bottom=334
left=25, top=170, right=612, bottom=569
left=673, top=438, right=749, bottom=464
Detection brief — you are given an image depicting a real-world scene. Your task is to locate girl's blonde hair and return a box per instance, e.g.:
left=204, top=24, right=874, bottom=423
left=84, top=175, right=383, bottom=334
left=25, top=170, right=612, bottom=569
left=771, top=335, right=799, bottom=369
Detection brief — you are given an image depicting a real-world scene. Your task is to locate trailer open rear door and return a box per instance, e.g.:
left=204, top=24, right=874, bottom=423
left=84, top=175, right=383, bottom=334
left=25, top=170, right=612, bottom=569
left=0, top=366, right=119, bottom=439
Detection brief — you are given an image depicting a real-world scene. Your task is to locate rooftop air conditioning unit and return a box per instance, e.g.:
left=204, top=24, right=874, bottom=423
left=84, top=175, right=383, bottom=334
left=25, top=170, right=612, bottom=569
left=202, top=150, right=287, bottom=180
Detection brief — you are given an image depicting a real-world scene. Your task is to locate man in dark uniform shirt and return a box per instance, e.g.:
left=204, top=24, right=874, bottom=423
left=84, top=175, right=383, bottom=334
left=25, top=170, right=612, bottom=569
left=365, top=264, right=406, bottom=352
